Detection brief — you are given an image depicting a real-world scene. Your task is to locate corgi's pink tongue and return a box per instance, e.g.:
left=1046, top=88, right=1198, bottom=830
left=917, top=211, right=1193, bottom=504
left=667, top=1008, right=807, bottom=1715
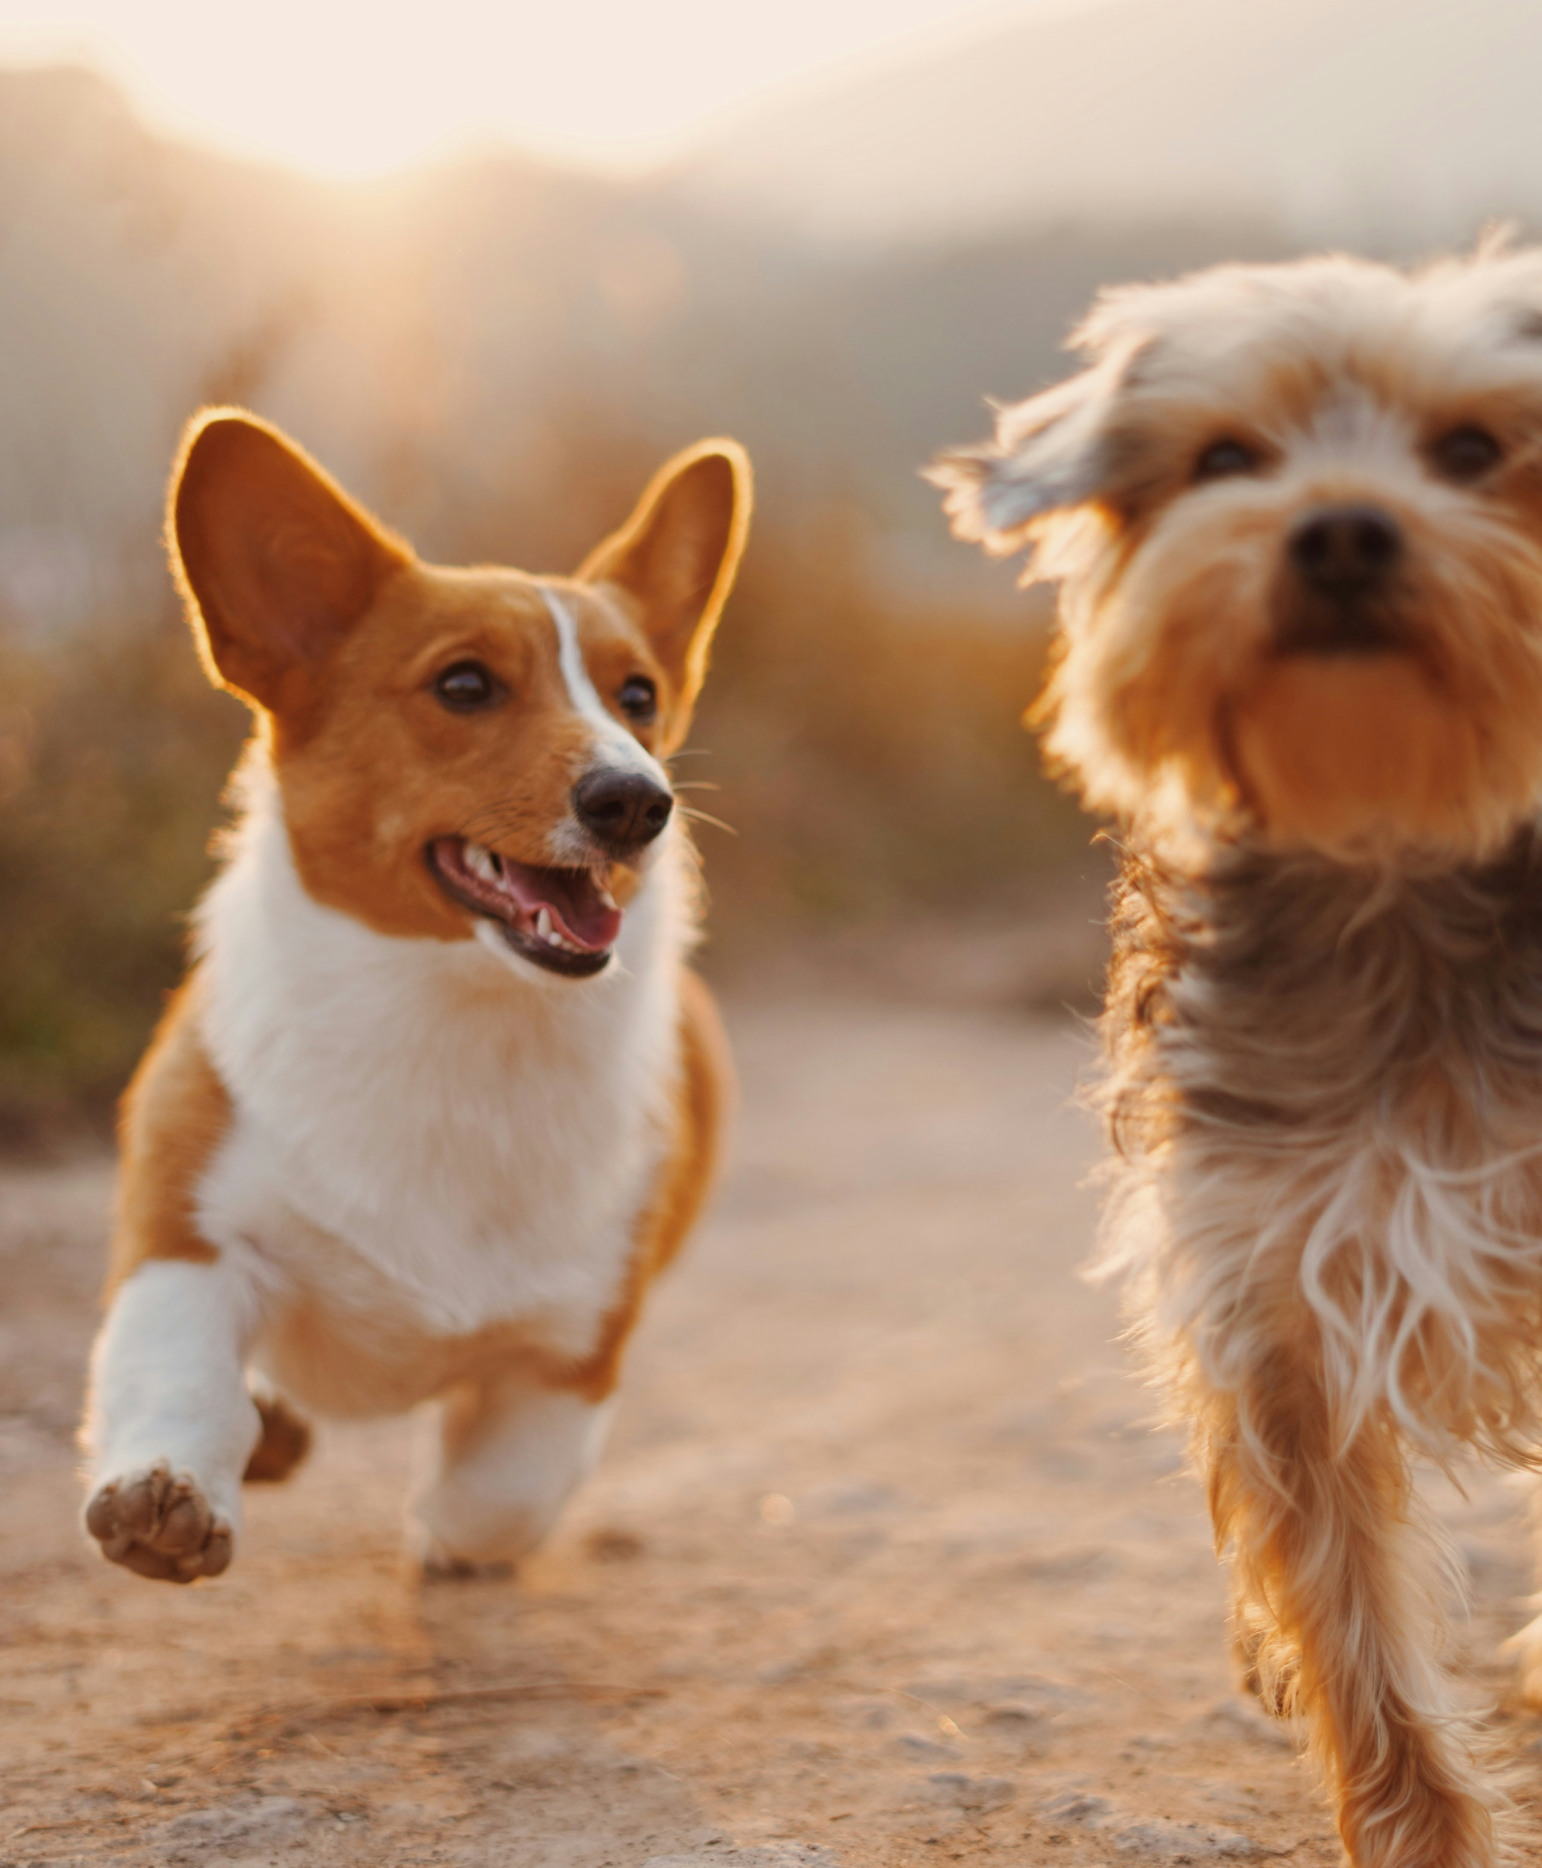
left=501, top=859, right=622, bottom=952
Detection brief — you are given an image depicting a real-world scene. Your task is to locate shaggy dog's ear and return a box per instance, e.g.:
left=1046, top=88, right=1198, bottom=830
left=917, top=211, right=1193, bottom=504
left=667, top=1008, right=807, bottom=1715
left=925, top=348, right=1137, bottom=560
left=925, top=366, right=1111, bottom=551
left=927, top=279, right=1164, bottom=564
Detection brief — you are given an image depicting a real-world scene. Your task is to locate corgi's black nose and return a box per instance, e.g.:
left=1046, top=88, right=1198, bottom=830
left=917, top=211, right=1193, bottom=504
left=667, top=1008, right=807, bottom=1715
left=1289, top=505, right=1402, bottom=594
left=572, top=770, right=673, bottom=854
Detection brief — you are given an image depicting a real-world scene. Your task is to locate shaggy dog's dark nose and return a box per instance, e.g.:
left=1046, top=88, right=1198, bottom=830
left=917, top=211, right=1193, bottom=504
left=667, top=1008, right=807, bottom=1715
left=1289, top=505, right=1403, bottom=594
left=572, top=771, right=674, bottom=854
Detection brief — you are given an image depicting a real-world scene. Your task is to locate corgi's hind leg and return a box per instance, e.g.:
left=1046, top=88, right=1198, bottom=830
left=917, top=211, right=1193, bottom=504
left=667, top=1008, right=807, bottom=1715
left=83, top=1255, right=262, bottom=1582
left=243, top=1389, right=312, bottom=1483
left=412, top=1371, right=616, bottom=1575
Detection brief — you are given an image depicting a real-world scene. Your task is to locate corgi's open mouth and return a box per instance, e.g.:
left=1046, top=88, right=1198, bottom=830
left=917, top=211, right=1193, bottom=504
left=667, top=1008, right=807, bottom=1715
left=428, top=837, right=622, bottom=979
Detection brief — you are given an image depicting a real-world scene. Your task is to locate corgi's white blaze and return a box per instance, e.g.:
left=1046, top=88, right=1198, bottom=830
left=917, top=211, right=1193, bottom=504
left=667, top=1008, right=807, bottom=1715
left=84, top=1255, right=264, bottom=1532
left=542, top=584, right=669, bottom=784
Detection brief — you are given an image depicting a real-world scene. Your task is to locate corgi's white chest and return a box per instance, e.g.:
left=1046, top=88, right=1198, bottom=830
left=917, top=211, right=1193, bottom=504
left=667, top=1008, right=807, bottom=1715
left=190, top=776, right=684, bottom=1369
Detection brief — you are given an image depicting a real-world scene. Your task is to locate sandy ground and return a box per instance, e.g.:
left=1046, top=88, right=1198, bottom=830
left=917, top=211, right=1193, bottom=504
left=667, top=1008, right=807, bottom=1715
left=4, top=934, right=1542, bottom=1867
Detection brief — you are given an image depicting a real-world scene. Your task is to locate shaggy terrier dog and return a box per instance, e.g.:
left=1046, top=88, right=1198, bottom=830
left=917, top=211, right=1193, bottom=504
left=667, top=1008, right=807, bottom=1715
left=931, top=243, right=1542, bottom=1868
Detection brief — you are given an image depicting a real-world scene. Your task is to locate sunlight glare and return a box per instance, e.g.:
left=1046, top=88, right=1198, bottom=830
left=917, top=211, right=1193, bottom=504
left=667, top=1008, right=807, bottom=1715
left=0, top=0, right=1080, bottom=178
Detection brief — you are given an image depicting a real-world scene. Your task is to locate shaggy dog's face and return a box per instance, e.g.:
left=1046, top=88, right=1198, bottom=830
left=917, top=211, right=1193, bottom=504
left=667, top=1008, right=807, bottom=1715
left=931, top=248, right=1542, bottom=861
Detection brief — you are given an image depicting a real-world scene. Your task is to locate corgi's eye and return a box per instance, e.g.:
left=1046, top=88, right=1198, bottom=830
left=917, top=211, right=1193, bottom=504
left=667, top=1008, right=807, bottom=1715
left=618, top=676, right=657, bottom=722
left=1431, top=424, right=1503, bottom=482
left=432, top=661, right=501, bottom=711
left=1194, top=438, right=1260, bottom=481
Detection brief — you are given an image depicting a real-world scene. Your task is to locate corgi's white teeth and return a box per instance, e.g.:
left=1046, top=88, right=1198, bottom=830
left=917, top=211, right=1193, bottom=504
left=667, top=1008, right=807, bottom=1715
left=593, top=872, right=619, bottom=912
left=529, top=906, right=587, bottom=953
left=464, top=840, right=501, bottom=883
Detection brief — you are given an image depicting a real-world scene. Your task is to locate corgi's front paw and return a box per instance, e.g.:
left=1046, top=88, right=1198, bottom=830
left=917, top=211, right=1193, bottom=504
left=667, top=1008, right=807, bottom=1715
left=85, top=1461, right=233, bottom=1583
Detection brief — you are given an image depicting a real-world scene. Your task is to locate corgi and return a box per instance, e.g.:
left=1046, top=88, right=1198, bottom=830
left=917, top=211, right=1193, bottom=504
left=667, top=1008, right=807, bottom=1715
left=80, top=411, right=750, bottom=1583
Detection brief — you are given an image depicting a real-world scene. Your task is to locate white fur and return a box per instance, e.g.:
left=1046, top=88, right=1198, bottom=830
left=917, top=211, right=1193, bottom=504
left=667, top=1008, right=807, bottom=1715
left=192, top=752, right=687, bottom=1391
left=84, top=1255, right=264, bottom=1531
left=415, top=1380, right=618, bottom=1566
left=1100, top=1114, right=1542, bottom=1463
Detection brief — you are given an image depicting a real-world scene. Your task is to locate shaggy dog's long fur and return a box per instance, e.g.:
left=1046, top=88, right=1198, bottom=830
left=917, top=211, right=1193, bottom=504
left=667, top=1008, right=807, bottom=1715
left=931, top=243, right=1542, bottom=1867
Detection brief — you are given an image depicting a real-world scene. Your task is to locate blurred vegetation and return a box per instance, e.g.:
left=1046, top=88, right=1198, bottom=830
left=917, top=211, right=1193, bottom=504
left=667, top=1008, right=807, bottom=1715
left=0, top=481, right=1076, bottom=1145
left=0, top=65, right=1145, bottom=1143
left=0, top=615, right=245, bottom=1142
left=2, top=29, right=1531, bottom=1142
left=697, top=512, right=1078, bottom=939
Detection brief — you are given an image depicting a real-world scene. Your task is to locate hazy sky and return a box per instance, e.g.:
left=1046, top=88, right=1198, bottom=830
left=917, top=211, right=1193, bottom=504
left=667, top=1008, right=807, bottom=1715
left=0, top=0, right=1093, bottom=178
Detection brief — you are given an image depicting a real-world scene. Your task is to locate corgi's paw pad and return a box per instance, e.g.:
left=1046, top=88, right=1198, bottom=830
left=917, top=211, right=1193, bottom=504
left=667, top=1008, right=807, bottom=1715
left=85, top=1462, right=232, bottom=1583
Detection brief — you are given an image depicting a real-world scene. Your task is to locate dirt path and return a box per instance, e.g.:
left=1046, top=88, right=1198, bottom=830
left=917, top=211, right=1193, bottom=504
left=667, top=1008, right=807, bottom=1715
left=3, top=982, right=1540, bottom=1867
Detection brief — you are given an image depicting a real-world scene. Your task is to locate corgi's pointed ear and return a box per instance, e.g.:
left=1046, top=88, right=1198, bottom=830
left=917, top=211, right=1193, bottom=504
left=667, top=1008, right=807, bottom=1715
left=168, top=409, right=410, bottom=713
left=577, top=439, right=752, bottom=729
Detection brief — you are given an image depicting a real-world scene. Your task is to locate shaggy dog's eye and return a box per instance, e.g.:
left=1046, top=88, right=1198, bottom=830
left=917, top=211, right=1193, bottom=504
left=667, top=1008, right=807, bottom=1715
left=618, top=676, right=657, bottom=722
left=432, top=661, right=501, bottom=711
left=1430, top=424, right=1503, bottom=483
left=1194, top=438, right=1261, bottom=481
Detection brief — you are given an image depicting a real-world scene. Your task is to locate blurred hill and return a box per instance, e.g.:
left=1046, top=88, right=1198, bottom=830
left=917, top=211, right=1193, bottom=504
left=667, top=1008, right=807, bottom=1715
left=0, top=59, right=1292, bottom=632
left=1, top=9, right=1534, bottom=1133
left=0, top=62, right=1132, bottom=1135
left=685, top=0, right=1542, bottom=246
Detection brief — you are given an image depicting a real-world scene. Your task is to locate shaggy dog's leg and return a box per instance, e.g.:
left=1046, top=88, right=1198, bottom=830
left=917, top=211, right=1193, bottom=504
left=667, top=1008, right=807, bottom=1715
left=1503, top=1497, right=1542, bottom=1707
left=1199, top=1341, right=1494, bottom=1868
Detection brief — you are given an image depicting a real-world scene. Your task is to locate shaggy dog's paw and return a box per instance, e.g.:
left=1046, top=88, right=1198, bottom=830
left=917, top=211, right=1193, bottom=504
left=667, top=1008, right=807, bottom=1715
left=85, top=1462, right=233, bottom=1583
left=1232, top=1623, right=1296, bottom=1717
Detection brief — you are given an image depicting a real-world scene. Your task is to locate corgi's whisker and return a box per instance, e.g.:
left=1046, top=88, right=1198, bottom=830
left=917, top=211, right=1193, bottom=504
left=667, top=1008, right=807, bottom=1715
left=677, top=806, right=738, bottom=837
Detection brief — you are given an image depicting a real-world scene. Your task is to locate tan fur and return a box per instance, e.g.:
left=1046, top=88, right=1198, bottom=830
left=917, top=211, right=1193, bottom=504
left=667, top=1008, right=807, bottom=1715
left=578, top=439, right=751, bottom=731
left=930, top=245, right=1542, bottom=1866
left=107, top=977, right=227, bottom=1301
left=243, top=1394, right=312, bottom=1484
left=170, top=411, right=747, bottom=945
left=561, top=965, right=734, bottom=1402
left=1202, top=1341, right=1493, bottom=1868
left=272, top=566, right=660, bottom=942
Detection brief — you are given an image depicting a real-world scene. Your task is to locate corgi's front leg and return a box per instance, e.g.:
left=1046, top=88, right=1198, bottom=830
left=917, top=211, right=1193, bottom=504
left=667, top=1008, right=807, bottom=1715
left=413, top=1371, right=616, bottom=1575
left=83, top=976, right=264, bottom=1582
left=83, top=1253, right=262, bottom=1582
